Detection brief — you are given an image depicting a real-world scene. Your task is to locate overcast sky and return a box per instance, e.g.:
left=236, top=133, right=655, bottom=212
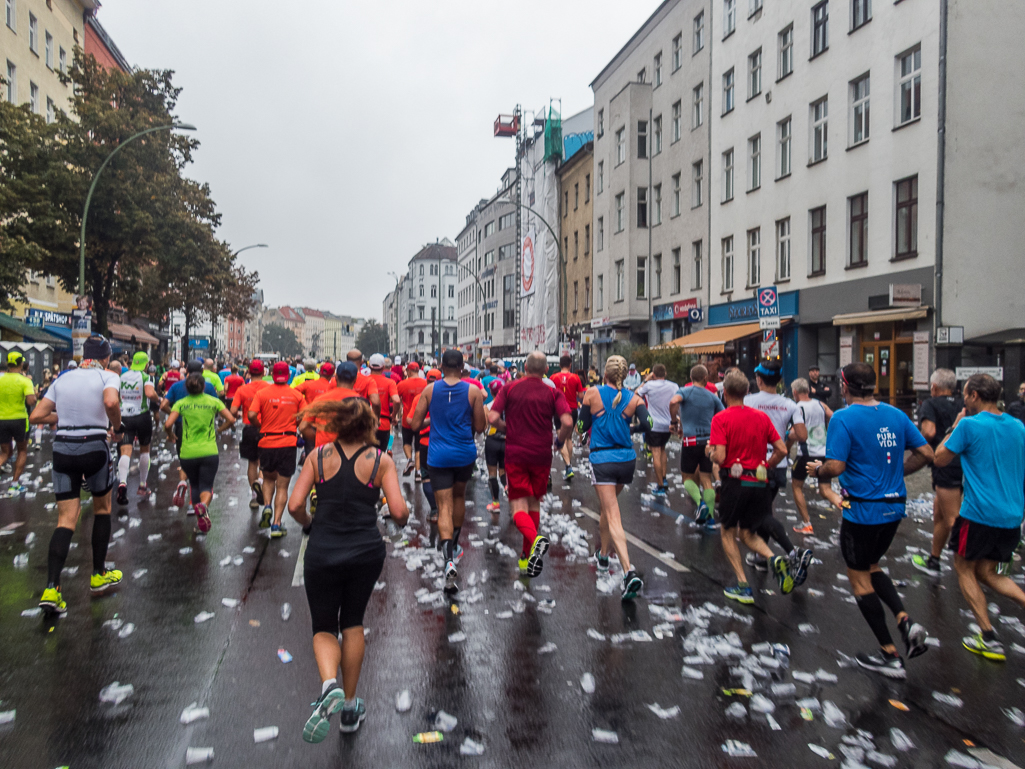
left=95, top=0, right=661, bottom=321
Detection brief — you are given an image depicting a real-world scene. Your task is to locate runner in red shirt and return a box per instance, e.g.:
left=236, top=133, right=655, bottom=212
left=549, top=355, right=585, bottom=480
left=294, top=361, right=336, bottom=407
left=230, top=360, right=271, bottom=508
left=345, top=349, right=380, bottom=416
left=709, top=369, right=789, bottom=605
left=488, top=351, right=573, bottom=578
left=223, top=365, right=246, bottom=403
left=160, top=360, right=183, bottom=394
left=368, top=354, right=400, bottom=451
left=396, top=363, right=427, bottom=479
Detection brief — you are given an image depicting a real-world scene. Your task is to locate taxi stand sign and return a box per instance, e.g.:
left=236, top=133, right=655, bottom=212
left=757, top=286, right=780, bottom=330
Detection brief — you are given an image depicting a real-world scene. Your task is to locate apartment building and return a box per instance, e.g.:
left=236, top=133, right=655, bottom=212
left=591, top=0, right=713, bottom=356
left=296, top=307, right=325, bottom=357
left=556, top=140, right=595, bottom=363
left=401, top=240, right=458, bottom=361
left=382, top=277, right=403, bottom=357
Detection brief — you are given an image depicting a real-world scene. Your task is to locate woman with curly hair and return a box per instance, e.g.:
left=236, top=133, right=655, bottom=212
left=578, top=355, right=652, bottom=601
left=287, top=396, right=408, bottom=743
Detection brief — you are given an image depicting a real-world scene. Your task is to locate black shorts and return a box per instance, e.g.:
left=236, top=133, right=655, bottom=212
left=791, top=456, right=816, bottom=481
left=718, top=478, right=771, bottom=531
left=949, top=516, right=1021, bottom=563
left=484, top=435, right=506, bottom=468
left=931, top=464, right=964, bottom=490
left=402, top=426, right=415, bottom=447
left=570, top=408, right=579, bottom=427
left=840, top=518, right=902, bottom=571
left=259, top=445, right=297, bottom=477
left=52, top=437, right=114, bottom=501
left=375, top=429, right=391, bottom=450
left=647, top=431, right=671, bottom=448
left=427, top=463, right=474, bottom=491
left=119, top=413, right=153, bottom=448
left=304, top=557, right=385, bottom=635
left=680, top=442, right=712, bottom=474
left=590, top=460, right=635, bottom=486
left=239, top=424, right=261, bottom=462
left=0, top=419, right=28, bottom=445
left=768, top=466, right=788, bottom=502
left=417, top=437, right=429, bottom=480
left=180, top=454, right=219, bottom=495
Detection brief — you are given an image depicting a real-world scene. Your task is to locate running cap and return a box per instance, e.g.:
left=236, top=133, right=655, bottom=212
left=82, top=334, right=112, bottom=361
left=272, top=361, right=290, bottom=383
left=319, top=361, right=335, bottom=378
left=368, top=353, right=386, bottom=369
left=7, top=350, right=24, bottom=366
left=406, top=361, right=420, bottom=372
left=489, top=378, right=504, bottom=395
left=394, top=355, right=402, bottom=365
left=336, top=361, right=358, bottom=381
left=131, top=351, right=149, bottom=371
left=249, top=359, right=265, bottom=376
left=186, top=359, right=204, bottom=374
left=427, top=368, right=442, bottom=381
left=628, top=363, right=636, bottom=370
left=441, top=349, right=463, bottom=370
left=169, top=359, right=180, bottom=369
left=67, top=360, right=78, bottom=369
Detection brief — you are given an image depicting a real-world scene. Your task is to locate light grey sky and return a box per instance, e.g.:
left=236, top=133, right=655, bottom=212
left=96, top=0, right=660, bottom=320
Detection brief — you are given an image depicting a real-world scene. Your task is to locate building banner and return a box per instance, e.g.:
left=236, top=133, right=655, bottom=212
left=520, top=230, right=537, bottom=298
left=519, top=133, right=559, bottom=354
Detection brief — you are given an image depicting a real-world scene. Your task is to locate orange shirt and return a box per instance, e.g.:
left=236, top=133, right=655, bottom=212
left=249, top=384, right=304, bottom=448
left=310, top=386, right=359, bottom=446
left=396, top=377, right=427, bottom=428
left=231, top=379, right=270, bottom=426
left=295, top=375, right=334, bottom=406
left=370, top=372, right=399, bottom=431
left=353, top=372, right=379, bottom=402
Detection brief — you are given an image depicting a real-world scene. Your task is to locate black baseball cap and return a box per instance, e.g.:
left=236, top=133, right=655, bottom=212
left=441, top=349, right=463, bottom=370
left=186, top=359, right=204, bottom=374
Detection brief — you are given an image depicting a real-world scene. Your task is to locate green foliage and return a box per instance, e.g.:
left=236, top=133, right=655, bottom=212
left=263, top=324, right=302, bottom=358
left=355, top=320, right=390, bottom=357
left=609, top=343, right=696, bottom=385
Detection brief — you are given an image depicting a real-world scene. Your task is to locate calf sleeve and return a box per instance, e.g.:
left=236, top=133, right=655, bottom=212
left=856, top=592, right=893, bottom=647
left=870, top=570, right=905, bottom=617
left=91, top=514, right=112, bottom=574
left=47, top=527, right=74, bottom=587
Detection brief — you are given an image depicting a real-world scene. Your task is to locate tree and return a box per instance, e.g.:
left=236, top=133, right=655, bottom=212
left=355, top=320, right=390, bottom=356
left=263, top=324, right=302, bottom=357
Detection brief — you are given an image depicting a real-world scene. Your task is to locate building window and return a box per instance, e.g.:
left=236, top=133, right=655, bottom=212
left=672, top=100, right=682, bottom=141
left=748, top=49, right=762, bottom=99
left=418, top=330, right=425, bottom=344
left=851, top=0, right=871, bottom=31
left=584, top=277, right=591, bottom=311
left=597, top=161, right=604, bottom=193
left=503, top=275, right=515, bottom=327
left=849, top=192, right=868, bottom=266
left=693, top=241, right=704, bottom=290
left=850, top=73, right=870, bottom=145
left=898, top=46, right=921, bottom=125
left=692, top=160, right=703, bottom=207
left=597, top=108, right=604, bottom=137
left=672, top=173, right=682, bottom=216
left=653, top=115, right=662, bottom=154
left=45, top=32, right=53, bottom=69
left=722, top=149, right=734, bottom=202
left=724, top=0, right=736, bottom=37
left=811, top=97, right=828, bottom=162
left=563, top=191, right=569, bottom=217
left=750, top=0, right=764, bottom=13
left=637, top=68, right=646, bottom=84
left=673, top=33, right=683, bottom=71
left=748, top=134, right=761, bottom=191
left=653, top=254, right=662, bottom=297
left=615, top=193, right=625, bottom=232
left=636, top=257, right=647, bottom=299
left=46, top=96, right=54, bottom=123
left=585, top=223, right=591, bottom=254
left=59, top=47, right=66, bottom=74
left=484, top=250, right=494, bottom=266
left=722, top=236, right=735, bottom=292
left=484, top=221, right=495, bottom=237
left=653, top=184, right=662, bottom=225
left=29, top=81, right=37, bottom=113
left=573, top=231, right=578, bottom=260
left=597, top=275, right=604, bottom=310
left=637, top=120, right=648, bottom=159
left=693, top=12, right=704, bottom=54
left=812, top=1, right=829, bottom=57
left=418, top=306, right=425, bottom=319
left=419, top=285, right=424, bottom=297
left=498, top=212, right=514, bottom=230
left=574, top=182, right=579, bottom=210
left=810, top=206, right=827, bottom=275
left=616, top=128, right=626, bottom=164
left=499, top=243, right=514, bottom=261
left=778, top=24, right=794, bottom=79
left=5, top=0, right=14, bottom=31
left=722, top=68, right=735, bottom=114
left=777, top=116, right=792, bottom=177
left=597, top=217, right=604, bottom=251
left=895, top=175, right=918, bottom=258
left=747, top=228, right=761, bottom=286
left=654, top=52, right=662, bottom=87
left=692, top=83, right=703, bottom=128
left=776, top=218, right=791, bottom=280
left=448, top=284, right=455, bottom=298
left=615, top=261, right=625, bottom=302
left=573, top=281, right=579, bottom=312
left=28, top=13, right=37, bottom=52
left=5, top=61, right=15, bottom=104
left=637, top=187, right=648, bottom=228
left=672, top=248, right=682, bottom=293
left=431, top=285, right=437, bottom=298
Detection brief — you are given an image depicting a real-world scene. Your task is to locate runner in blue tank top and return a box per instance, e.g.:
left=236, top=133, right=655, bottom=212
left=410, top=349, right=486, bottom=594
left=578, top=355, right=653, bottom=601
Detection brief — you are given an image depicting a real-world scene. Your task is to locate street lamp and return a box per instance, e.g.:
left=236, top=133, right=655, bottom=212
left=233, top=244, right=268, bottom=257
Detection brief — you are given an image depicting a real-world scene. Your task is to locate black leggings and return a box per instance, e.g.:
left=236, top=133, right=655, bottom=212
left=304, top=558, right=384, bottom=635
left=180, top=455, right=219, bottom=497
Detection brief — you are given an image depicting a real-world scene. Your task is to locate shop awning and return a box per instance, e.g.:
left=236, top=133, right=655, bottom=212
left=832, top=307, right=929, bottom=326
left=665, top=321, right=765, bottom=354
left=107, top=322, right=160, bottom=346
left=42, top=324, right=73, bottom=351
left=0, top=313, right=68, bottom=346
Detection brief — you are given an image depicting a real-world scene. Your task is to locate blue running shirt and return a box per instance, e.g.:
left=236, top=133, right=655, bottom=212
left=426, top=380, right=477, bottom=468
left=945, top=411, right=1025, bottom=529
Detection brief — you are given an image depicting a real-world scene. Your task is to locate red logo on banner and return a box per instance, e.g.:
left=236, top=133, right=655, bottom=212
left=521, top=235, right=535, bottom=293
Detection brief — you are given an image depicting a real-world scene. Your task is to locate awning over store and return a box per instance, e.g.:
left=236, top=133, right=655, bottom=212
left=108, top=322, right=160, bottom=346
left=665, top=321, right=765, bottom=354
left=832, top=307, right=929, bottom=326
left=42, top=324, right=73, bottom=351
left=0, top=313, right=68, bottom=346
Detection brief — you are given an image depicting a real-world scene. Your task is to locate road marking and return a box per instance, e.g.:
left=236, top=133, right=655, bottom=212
left=578, top=506, right=689, bottom=573
left=291, top=533, right=307, bottom=587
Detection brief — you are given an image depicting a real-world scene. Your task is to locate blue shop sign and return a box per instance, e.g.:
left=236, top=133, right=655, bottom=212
left=708, top=291, right=798, bottom=326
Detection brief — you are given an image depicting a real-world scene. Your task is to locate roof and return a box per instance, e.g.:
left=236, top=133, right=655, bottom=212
left=591, top=0, right=679, bottom=92
left=277, top=307, right=305, bottom=323
left=0, top=314, right=67, bottom=346
left=410, top=242, right=458, bottom=264
left=557, top=140, right=593, bottom=177
left=85, top=14, right=133, bottom=73
left=299, top=308, right=325, bottom=319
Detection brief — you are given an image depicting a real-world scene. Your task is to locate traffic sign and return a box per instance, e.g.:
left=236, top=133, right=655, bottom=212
left=757, top=287, right=780, bottom=330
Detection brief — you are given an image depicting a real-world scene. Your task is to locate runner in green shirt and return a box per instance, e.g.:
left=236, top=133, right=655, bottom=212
left=165, top=372, right=235, bottom=533
left=0, top=351, right=37, bottom=494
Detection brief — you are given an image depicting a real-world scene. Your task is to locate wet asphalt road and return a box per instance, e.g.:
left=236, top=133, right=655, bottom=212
left=1, top=428, right=1024, bottom=769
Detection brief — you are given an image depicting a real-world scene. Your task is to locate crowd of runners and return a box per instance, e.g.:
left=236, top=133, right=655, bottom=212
left=3, top=335, right=1024, bottom=741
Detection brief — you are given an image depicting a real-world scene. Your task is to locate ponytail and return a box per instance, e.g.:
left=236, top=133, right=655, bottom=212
left=604, top=355, right=628, bottom=408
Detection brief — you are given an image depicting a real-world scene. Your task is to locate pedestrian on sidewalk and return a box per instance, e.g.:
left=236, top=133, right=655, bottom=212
left=934, top=373, right=1025, bottom=662
left=288, top=396, right=407, bottom=742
